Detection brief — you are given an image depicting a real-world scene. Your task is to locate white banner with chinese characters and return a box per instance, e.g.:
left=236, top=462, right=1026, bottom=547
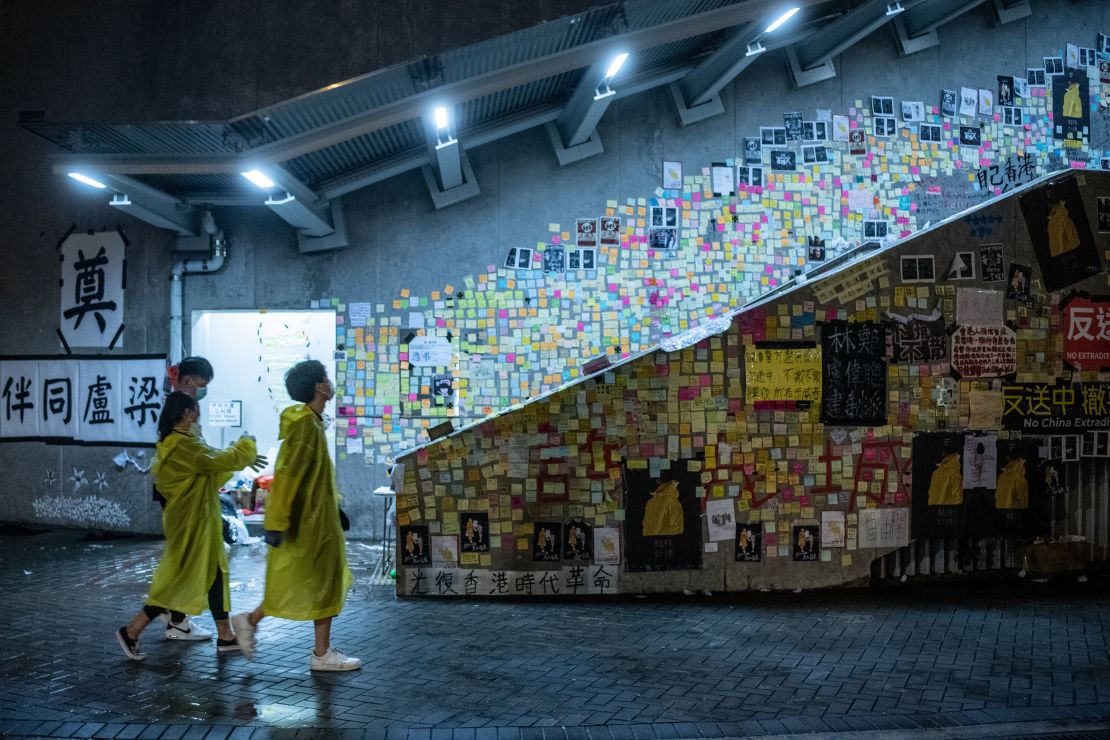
left=401, top=564, right=619, bottom=597
left=58, top=231, right=126, bottom=349
left=0, top=355, right=165, bottom=445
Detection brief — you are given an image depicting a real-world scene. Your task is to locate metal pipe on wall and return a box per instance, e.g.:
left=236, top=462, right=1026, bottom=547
left=169, top=231, right=227, bottom=365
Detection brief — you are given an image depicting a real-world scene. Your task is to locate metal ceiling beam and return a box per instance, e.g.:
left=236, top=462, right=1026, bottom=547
left=676, top=23, right=761, bottom=109
left=554, top=62, right=616, bottom=149
left=787, top=0, right=925, bottom=87
left=262, top=165, right=334, bottom=237
left=893, top=0, right=987, bottom=55
left=100, top=174, right=198, bottom=236
left=989, top=0, right=1031, bottom=24
left=51, top=155, right=239, bottom=175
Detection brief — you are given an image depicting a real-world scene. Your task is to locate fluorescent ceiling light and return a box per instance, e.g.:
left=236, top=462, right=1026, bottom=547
left=605, top=52, right=629, bottom=79
left=433, top=106, right=450, bottom=130
left=765, top=7, right=800, bottom=33
left=241, top=169, right=275, bottom=189
left=67, top=172, right=107, bottom=189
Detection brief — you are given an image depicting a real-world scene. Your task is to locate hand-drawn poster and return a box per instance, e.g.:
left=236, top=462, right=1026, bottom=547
left=58, top=231, right=126, bottom=349
left=662, top=161, right=682, bottom=190
left=563, top=519, right=593, bottom=562
left=576, top=218, right=598, bottom=247
left=623, top=458, right=703, bottom=572
left=1006, top=263, right=1032, bottom=301
left=820, top=322, right=887, bottom=426
left=821, top=510, right=846, bottom=548
left=599, top=217, right=620, bottom=246
left=593, top=527, right=620, bottom=564
left=543, top=245, right=566, bottom=274
left=735, top=521, right=762, bottom=562
left=1018, top=177, right=1101, bottom=292
left=962, top=434, right=998, bottom=489
left=400, top=525, right=431, bottom=566
left=886, top=316, right=946, bottom=364
left=950, top=325, right=1017, bottom=379
left=1051, top=66, right=1089, bottom=146
left=459, top=512, right=490, bottom=553
left=1001, top=382, right=1110, bottom=432
left=706, top=498, right=735, bottom=541
left=979, top=243, right=1005, bottom=282
left=1060, top=294, right=1110, bottom=370
left=792, top=525, right=819, bottom=561
left=857, top=508, right=910, bottom=549
left=959, top=87, right=978, bottom=116
left=533, top=522, right=562, bottom=562
left=431, top=535, right=459, bottom=566
left=744, top=344, right=822, bottom=408
left=911, top=432, right=965, bottom=538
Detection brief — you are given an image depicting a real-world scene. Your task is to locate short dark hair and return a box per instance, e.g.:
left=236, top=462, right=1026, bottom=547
left=158, top=391, right=199, bottom=441
left=285, top=360, right=327, bottom=403
left=178, top=356, right=214, bottom=382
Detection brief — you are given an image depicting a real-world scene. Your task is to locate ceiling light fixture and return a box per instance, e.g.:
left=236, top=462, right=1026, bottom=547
left=433, top=106, right=450, bottom=131
left=240, top=169, right=275, bottom=189
left=67, top=172, right=107, bottom=189
left=765, top=7, right=800, bottom=33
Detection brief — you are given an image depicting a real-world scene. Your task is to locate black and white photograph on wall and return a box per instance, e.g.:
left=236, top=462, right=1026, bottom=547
left=940, top=89, right=957, bottom=118
left=901, top=100, right=924, bottom=122
left=802, top=120, right=816, bottom=141
left=770, top=150, right=796, bottom=172
left=997, top=75, right=1015, bottom=107
left=1002, top=107, right=1023, bottom=126
left=1051, top=67, right=1090, bottom=146
left=863, top=220, right=888, bottom=240
left=662, top=161, right=682, bottom=190
left=1014, top=76, right=1030, bottom=99
left=919, top=124, right=942, bottom=143
left=567, top=248, right=596, bottom=270
left=947, top=251, right=975, bottom=280
left=736, top=166, right=763, bottom=188
left=1019, top=177, right=1101, bottom=291
left=959, top=87, right=977, bottom=117
left=649, top=227, right=678, bottom=251
left=735, top=521, right=763, bottom=562
left=400, top=525, right=430, bottom=566
left=599, top=216, right=620, bottom=246
left=506, top=247, right=533, bottom=270
left=817, top=147, right=829, bottom=163
left=802, top=146, right=818, bottom=164
left=651, top=206, right=678, bottom=227
left=459, top=512, right=490, bottom=553
left=563, top=519, right=593, bottom=562
left=1044, top=56, right=1064, bottom=75
left=1027, top=67, right=1046, bottom=87
left=1082, top=431, right=1110, bottom=458
left=979, top=243, right=1005, bottom=282
left=543, top=245, right=565, bottom=274
left=743, top=136, right=762, bottom=164
left=1102, top=60, right=1110, bottom=86
left=576, top=218, right=597, bottom=247
left=532, top=522, right=562, bottom=562
left=1100, top=32, right=1110, bottom=54
left=873, top=116, right=896, bottom=138
left=504, top=247, right=518, bottom=269
left=1048, top=435, right=1080, bottom=463
left=807, top=236, right=826, bottom=262
left=900, top=255, right=936, bottom=283
left=1079, top=47, right=1097, bottom=67
left=1006, top=263, right=1032, bottom=301
left=761, top=126, right=786, bottom=146
left=959, top=126, right=982, bottom=147
left=1098, top=197, right=1110, bottom=233
left=870, top=96, right=894, bottom=116
left=433, top=373, right=453, bottom=401
left=792, top=525, right=819, bottom=562
left=622, top=458, right=703, bottom=572
left=783, top=111, right=802, bottom=141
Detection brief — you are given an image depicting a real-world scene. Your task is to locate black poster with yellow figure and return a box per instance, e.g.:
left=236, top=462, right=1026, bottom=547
left=995, top=438, right=1050, bottom=537
left=911, top=432, right=967, bottom=538
left=1019, top=176, right=1101, bottom=292
left=622, top=458, right=703, bottom=572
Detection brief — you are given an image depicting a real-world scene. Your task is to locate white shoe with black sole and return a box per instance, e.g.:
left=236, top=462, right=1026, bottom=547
left=164, top=615, right=212, bottom=641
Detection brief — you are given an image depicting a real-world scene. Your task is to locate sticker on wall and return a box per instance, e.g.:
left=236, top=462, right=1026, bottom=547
left=1019, top=177, right=1101, bottom=292
left=997, top=75, right=1014, bottom=107
left=431, top=535, right=459, bottom=566
left=848, top=129, right=866, bottom=155
left=459, top=512, right=490, bottom=553
left=735, top=522, right=762, bottom=562
left=563, top=519, right=593, bottom=562
left=940, top=88, right=957, bottom=118
left=533, top=522, right=562, bottom=562
left=622, top=459, right=703, bottom=572
left=400, top=525, right=430, bottom=566
left=593, top=527, right=620, bottom=565
left=959, top=87, right=977, bottom=117
left=959, top=126, right=982, bottom=147
left=543, top=245, right=566, bottom=274
left=979, top=243, right=1005, bottom=282
left=792, top=525, right=820, bottom=561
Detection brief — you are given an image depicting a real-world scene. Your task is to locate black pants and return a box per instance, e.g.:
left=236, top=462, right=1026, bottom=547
left=143, top=568, right=228, bottom=623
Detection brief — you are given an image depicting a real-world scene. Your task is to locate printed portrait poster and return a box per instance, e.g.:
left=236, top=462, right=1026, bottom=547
left=459, top=512, right=490, bottom=553
left=1006, top=263, right=1032, bottom=301
left=599, top=217, right=620, bottom=246
left=994, top=438, right=1050, bottom=537
left=1051, top=66, right=1090, bottom=146
left=533, top=522, right=562, bottom=562
left=576, top=218, right=598, bottom=247
left=734, top=521, right=763, bottom=562
left=792, top=525, right=820, bottom=562
left=622, top=458, right=703, bottom=572
left=979, top=243, right=1005, bottom=282
left=563, top=519, right=593, bottom=562
left=911, top=432, right=966, bottom=539
left=400, top=525, right=431, bottom=566
left=1019, top=177, right=1101, bottom=292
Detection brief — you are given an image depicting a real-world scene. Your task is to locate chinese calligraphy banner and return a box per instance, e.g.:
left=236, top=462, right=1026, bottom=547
left=744, top=345, right=822, bottom=406
left=0, top=355, right=164, bottom=445
left=400, top=565, right=619, bottom=597
left=1001, top=382, right=1110, bottom=432
left=1060, top=294, right=1110, bottom=370
left=58, top=231, right=125, bottom=349
left=820, top=321, right=887, bottom=426
left=886, top=317, right=947, bottom=364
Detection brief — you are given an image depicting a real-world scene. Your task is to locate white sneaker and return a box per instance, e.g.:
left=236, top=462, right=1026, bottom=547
left=230, top=612, right=256, bottom=659
left=164, top=615, right=212, bottom=641
left=309, top=646, right=362, bottom=672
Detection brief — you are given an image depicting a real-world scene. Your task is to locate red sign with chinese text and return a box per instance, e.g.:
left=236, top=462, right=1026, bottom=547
left=1061, top=294, right=1110, bottom=371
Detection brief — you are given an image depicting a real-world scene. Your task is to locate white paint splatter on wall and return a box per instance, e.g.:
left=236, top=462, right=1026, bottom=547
left=32, top=493, right=131, bottom=529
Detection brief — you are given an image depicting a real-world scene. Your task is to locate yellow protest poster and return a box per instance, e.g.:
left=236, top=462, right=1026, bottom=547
left=744, top=346, right=823, bottom=405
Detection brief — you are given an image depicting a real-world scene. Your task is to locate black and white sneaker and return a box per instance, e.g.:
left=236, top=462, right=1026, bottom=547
left=216, top=638, right=240, bottom=653
left=165, top=615, right=212, bottom=641
left=116, top=627, right=145, bottom=661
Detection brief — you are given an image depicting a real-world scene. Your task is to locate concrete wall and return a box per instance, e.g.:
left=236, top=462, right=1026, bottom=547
left=1, top=1, right=1108, bottom=536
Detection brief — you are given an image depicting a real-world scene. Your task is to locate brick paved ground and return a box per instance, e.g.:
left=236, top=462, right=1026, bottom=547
left=1, top=529, right=1109, bottom=739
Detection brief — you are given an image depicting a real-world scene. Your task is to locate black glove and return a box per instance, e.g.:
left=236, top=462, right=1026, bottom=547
left=264, top=530, right=283, bottom=547
left=339, top=507, right=351, bottom=532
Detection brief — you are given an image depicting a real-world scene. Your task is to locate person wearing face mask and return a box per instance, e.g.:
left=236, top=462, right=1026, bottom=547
left=115, top=392, right=260, bottom=661
left=231, top=360, right=361, bottom=671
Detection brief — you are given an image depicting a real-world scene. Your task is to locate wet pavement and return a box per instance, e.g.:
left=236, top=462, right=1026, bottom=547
left=1, top=529, right=1109, bottom=739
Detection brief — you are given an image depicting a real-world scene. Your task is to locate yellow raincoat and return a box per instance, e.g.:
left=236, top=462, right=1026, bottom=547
left=996, top=458, right=1029, bottom=509
left=262, top=404, right=351, bottom=621
left=146, top=432, right=256, bottom=615
left=643, top=480, right=684, bottom=535
left=927, top=453, right=963, bottom=506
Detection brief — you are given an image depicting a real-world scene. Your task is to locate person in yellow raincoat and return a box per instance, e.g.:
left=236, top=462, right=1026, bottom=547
left=115, top=392, right=260, bottom=661
left=232, top=360, right=361, bottom=672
